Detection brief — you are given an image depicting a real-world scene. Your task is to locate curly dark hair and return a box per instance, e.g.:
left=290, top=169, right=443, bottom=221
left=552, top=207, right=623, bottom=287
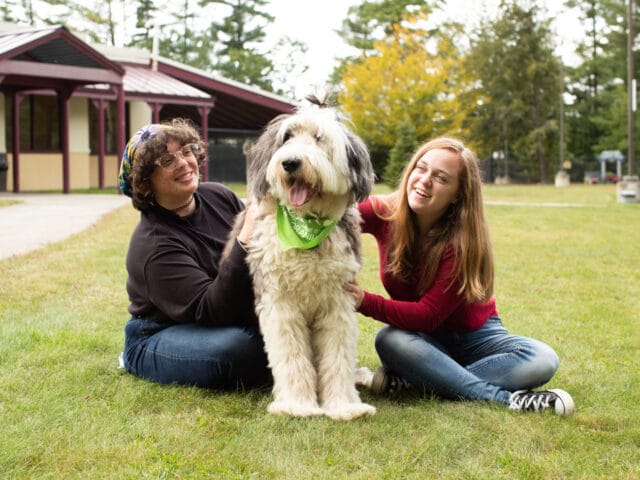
left=129, top=118, right=207, bottom=211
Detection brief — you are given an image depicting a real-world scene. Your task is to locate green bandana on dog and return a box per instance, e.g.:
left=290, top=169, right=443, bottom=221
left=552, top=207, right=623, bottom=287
left=276, top=203, right=337, bottom=251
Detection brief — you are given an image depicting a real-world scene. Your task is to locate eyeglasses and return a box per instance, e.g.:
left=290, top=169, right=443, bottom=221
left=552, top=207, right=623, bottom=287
left=155, top=143, right=201, bottom=169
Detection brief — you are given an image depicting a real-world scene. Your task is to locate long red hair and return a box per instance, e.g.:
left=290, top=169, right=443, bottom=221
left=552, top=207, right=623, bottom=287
left=373, top=137, right=493, bottom=302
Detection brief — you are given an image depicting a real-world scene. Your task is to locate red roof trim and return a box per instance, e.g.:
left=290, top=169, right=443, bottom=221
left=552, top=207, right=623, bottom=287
left=0, top=58, right=122, bottom=84
left=125, top=92, right=215, bottom=108
left=157, top=61, right=296, bottom=114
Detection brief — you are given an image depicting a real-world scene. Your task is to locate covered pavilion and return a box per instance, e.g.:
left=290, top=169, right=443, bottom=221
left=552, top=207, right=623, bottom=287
left=0, top=24, right=295, bottom=193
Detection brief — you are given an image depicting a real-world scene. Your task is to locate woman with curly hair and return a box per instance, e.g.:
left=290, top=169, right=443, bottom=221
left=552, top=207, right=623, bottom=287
left=118, top=119, right=269, bottom=389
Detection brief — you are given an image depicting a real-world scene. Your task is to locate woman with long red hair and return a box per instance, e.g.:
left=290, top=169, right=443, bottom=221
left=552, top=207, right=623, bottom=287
left=347, top=137, right=574, bottom=415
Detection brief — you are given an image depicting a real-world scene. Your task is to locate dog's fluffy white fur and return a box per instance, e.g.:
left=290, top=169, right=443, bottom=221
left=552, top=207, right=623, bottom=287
left=239, top=90, right=376, bottom=420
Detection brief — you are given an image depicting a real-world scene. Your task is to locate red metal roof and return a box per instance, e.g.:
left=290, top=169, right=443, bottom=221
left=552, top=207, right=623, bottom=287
left=158, top=57, right=295, bottom=112
left=158, top=58, right=296, bottom=130
left=123, top=64, right=211, bottom=100
left=77, top=63, right=216, bottom=108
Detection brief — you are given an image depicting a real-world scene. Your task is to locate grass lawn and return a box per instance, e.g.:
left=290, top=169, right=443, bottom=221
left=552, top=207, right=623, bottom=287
left=1, top=184, right=638, bottom=479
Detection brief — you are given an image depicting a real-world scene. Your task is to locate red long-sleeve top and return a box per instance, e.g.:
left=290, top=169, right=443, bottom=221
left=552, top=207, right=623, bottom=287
left=357, top=197, right=497, bottom=333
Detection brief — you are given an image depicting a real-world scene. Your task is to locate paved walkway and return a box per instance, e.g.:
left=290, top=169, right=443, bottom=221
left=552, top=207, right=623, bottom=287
left=0, top=193, right=130, bottom=260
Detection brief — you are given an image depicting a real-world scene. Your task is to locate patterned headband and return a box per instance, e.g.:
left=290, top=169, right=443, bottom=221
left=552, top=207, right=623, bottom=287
left=118, top=124, right=164, bottom=197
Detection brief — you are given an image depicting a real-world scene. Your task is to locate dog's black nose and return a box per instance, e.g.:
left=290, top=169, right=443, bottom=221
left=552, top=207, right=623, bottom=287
left=282, top=158, right=301, bottom=173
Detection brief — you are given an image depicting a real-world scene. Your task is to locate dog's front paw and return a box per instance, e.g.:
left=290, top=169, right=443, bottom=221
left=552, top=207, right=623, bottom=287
left=267, top=401, right=324, bottom=418
left=323, top=402, right=377, bottom=421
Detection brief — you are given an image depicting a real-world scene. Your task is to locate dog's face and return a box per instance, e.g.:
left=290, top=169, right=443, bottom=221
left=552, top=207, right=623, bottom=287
left=248, top=106, right=373, bottom=219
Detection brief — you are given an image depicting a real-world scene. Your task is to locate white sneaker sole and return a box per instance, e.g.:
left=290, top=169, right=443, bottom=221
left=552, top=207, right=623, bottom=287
left=370, top=367, right=389, bottom=395
left=549, top=388, right=575, bottom=416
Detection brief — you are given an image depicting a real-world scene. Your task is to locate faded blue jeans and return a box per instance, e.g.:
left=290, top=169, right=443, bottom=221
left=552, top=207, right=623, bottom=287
left=123, top=318, right=270, bottom=389
left=375, top=317, right=559, bottom=405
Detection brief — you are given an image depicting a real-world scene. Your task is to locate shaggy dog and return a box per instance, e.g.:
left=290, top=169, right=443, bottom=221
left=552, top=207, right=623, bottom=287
left=237, top=90, right=376, bottom=420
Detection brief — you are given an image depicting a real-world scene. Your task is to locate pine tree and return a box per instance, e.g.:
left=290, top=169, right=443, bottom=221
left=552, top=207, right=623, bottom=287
left=201, top=0, right=275, bottom=90
left=338, top=0, right=435, bottom=57
left=331, top=0, right=436, bottom=86
left=158, top=0, right=204, bottom=66
left=128, top=0, right=158, bottom=51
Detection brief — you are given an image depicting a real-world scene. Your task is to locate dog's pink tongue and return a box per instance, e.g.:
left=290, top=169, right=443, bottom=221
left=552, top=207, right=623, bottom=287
left=289, top=182, right=311, bottom=207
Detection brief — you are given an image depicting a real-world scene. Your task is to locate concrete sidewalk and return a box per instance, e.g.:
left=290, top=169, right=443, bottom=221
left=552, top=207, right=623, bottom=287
left=0, top=193, right=130, bottom=260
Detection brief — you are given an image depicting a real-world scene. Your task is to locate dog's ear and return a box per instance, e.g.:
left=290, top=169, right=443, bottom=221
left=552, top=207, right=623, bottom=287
left=248, top=115, right=287, bottom=200
left=344, top=127, right=375, bottom=203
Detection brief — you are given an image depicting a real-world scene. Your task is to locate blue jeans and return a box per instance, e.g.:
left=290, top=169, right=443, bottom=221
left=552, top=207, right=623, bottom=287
left=375, top=317, right=559, bottom=405
left=123, top=318, right=270, bottom=389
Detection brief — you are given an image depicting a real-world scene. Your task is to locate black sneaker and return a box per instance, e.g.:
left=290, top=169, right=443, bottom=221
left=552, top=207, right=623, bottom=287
left=370, top=367, right=411, bottom=395
left=508, top=389, right=575, bottom=416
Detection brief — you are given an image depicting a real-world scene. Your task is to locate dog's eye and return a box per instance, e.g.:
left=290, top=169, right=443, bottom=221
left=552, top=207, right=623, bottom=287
left=283, top=132, right=292, bottom=143
left=314, top=133, right=322, bottom=142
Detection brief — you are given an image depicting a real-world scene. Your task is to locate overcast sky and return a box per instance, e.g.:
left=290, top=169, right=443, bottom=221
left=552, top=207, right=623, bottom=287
left=30, top=0, right=582, bottom=100
left=266, top=0, right=584, bottom=99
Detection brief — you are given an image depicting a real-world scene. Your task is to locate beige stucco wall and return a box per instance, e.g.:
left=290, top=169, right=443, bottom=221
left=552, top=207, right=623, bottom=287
left=129, top=101, right=152, bottom=133
left=105, top=154, right=120, bottom=188
left=69, top=97, right=92, bottom=190
left=70, top=152, right=91, bottom=189
left=5, top=153, right=62, bottom=191
left=5, top=152, right=94, bottom=191
left=69, top=97, right=90, bottom=153
left=3, top=152, right=120, bottom=192
left=89, top=154, right=120, bottom=189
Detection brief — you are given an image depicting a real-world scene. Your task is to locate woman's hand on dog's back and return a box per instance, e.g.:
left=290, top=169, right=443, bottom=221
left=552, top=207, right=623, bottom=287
left=344, top=279, right=364, bottom=309
left=238, top=204, right=257, bottom=245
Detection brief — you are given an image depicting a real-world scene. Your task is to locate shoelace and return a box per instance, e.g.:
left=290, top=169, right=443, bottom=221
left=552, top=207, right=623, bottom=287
left=388, top=375, right=411, bottom=394
left=510, top=391, right=555, bottom=411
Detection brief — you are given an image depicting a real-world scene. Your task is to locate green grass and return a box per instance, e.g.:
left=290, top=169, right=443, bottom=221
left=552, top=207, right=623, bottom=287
left=1, top=184, right=639, bottom=479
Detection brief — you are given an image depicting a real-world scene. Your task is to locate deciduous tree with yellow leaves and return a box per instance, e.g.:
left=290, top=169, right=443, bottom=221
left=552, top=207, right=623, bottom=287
left=338, top=15, right=471, bottom=177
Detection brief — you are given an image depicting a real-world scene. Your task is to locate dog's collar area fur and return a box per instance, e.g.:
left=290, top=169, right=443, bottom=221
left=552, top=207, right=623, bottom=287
left=276, top=203, right=337, bottom=251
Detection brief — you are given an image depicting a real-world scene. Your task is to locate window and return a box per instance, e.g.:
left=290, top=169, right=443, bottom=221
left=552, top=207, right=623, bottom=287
left=6, top=94, right=60, bottom=151
left=89, top=101, right=118, bottom=154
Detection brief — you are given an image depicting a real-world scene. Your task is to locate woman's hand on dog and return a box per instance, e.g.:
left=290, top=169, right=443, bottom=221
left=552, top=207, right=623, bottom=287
left=344, top=280, right=364, bottom=309
left=238, top=204, right=257, bottom=245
